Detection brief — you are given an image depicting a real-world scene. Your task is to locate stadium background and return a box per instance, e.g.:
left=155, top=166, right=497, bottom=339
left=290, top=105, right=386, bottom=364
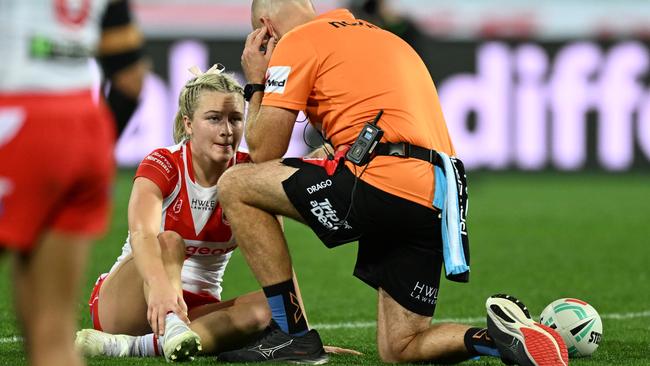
left=1, top=0, right=649, bottom=365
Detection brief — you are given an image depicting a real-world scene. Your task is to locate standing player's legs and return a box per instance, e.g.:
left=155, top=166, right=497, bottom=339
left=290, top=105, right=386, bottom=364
left=12, top=231, right=90, bottom=366
left=0, top=92, right=114, bottom=366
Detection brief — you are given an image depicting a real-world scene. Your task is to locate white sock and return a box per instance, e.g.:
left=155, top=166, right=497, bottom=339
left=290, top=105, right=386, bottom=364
left=134, top=333, right=163, bottom=357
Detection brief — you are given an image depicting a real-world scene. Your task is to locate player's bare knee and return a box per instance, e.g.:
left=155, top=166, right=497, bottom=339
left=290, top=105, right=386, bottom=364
left=247, top=302, right=272, bottom=331
left=157, top=231, right=185, bottom=260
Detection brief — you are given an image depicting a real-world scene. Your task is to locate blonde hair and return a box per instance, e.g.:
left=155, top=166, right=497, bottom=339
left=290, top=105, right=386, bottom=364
left=173, top=66, right=244, bottom=144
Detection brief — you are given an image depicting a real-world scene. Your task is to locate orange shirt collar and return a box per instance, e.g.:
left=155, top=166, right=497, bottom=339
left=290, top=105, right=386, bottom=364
left=315, top=8, right=355, bottom=21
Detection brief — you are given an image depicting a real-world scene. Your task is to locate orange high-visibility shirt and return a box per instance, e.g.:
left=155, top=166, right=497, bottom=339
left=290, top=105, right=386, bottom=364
left=262, top=9, right=455, bottom=208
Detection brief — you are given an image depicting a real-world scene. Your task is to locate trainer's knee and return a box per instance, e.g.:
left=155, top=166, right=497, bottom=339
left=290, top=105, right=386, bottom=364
left=378, top=341, right=411, bottom=363
left=157, top=231, right=185, bottom=260
left=216, top=165, right=248, bottom=208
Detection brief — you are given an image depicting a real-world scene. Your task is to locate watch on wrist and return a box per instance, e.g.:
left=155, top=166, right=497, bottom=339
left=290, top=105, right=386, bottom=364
left=244, top=83, right=265, bottom=101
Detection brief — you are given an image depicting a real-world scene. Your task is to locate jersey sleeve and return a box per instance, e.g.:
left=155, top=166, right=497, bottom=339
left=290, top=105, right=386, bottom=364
left=135, top=149, right=179, bottom=197
left=261, top=32, right=319, bottom=111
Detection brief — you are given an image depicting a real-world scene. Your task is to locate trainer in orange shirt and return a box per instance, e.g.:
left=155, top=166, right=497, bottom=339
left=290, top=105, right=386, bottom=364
left=216, top=1, right=568, bottom=365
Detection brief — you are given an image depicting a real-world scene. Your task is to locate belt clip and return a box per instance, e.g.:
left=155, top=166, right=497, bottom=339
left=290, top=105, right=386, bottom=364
left=387, top=142, right=409, bottom=158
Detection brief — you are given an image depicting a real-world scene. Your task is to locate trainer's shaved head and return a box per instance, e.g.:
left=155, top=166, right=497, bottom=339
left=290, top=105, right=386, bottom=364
left=251, top=0, right=316, bottom=39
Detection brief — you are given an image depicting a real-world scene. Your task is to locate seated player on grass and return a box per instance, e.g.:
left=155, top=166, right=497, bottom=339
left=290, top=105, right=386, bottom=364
left=74, top=65, right=358, bottom=362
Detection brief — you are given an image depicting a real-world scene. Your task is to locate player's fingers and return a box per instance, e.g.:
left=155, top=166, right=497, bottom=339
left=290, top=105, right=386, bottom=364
left=176, top=301, right=191, bottom=325
left=323, top=345, right=363, bottom=355
left=265, top=37, right=277, bottom=59
left=245, top=28, right=263, bottom=46
left=157, top=309, right=166, bottom=336
left=253, top=26, right=268, bottom=45
left=149, top=307, right=158, bottom=336
left=179, top=296, right=188, bottom=314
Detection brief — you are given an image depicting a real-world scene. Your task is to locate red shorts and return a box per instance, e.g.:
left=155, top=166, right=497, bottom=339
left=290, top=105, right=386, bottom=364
left=89, top=274, right=221, bottom=331
left=0, top=90, right=115, bottom=250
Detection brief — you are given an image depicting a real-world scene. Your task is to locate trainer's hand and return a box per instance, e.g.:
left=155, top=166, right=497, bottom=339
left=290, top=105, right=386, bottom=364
left=324, top=345, right=363, bottom=356
left=146, top=281, right=191, bottom=336
left=241, top=26, right=276, bottom=84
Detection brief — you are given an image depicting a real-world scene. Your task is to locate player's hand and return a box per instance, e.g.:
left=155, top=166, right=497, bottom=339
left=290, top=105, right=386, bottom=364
left=242, top=26, right=277, bottom=84
left=146, top=281, right=191, bottom=336
left=323, top=345, right=363, bottom=356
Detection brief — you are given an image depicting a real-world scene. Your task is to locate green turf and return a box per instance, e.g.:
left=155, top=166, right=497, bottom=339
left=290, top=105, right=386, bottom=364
left=1, top=170, right=649, bottom=365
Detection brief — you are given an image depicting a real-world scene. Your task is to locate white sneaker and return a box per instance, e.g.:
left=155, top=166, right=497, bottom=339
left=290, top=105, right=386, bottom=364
left=161, top=317, right=202, bottom=362
left=75, top=329, right=134, bottom=357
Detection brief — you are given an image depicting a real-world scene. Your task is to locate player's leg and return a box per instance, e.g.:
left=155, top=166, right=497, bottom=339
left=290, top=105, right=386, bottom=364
left=77, top=290, right=269, bottom=358
left=97, top=231, right=200, bottom=361
left=12, top=231, right=90, bottom=366
left=96, top=255, right=151, bottom=334
left=98, top=231, right=185, bottom=334
left=186, top=290, right=270, bottom=354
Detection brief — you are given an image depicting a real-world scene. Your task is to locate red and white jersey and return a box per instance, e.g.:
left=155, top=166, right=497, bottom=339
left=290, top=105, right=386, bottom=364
left=0, top=0, right=109, bottom=93
left=108, top=140, right=251, bottom=299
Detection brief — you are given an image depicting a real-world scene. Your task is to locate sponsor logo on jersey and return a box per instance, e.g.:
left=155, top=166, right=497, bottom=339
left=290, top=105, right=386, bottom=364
left=145, top=151, right=173, bottom=174
left=173, top=198, right=183, bottom=214
left=185, top=245, right=236, bottom=256
left=191, top=198, right=216, bottom=211
left=265, top=66, right=291, bottom=94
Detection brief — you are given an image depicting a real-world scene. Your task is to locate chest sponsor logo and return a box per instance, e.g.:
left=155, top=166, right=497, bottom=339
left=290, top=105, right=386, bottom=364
left=191, top=198, right=215, bottom=211
left=186, top=244, right=236, bottom=257
left=265, top=66, right=291, bottom=94
left=306, top=179, right=332, bottom=194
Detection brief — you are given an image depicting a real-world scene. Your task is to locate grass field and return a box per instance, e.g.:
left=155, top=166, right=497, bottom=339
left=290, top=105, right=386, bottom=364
left=1, top=170, right=649, bottom=365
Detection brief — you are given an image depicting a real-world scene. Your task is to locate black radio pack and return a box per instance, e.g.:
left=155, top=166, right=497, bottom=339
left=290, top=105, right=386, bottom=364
left=346, top=110, right=384, bottom=166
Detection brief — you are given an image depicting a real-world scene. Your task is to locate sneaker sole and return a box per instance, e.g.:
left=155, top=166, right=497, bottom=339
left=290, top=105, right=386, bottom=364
left=164, top=331, right=202, bottom=363
left=487, top=294, right=568, bottom=366
left=286, top=353, right=329, bottom=365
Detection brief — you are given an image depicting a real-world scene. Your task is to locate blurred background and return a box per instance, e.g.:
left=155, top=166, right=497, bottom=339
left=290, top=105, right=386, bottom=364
left=114, top=0, right=650, bottom=173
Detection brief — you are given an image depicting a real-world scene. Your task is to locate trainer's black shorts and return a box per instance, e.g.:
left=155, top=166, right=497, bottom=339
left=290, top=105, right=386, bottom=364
left=281, top=157, right=443, bottom=317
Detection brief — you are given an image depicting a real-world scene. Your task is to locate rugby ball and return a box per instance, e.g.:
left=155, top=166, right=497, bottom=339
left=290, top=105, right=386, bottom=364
left=539, top=298, right=603, bottom=357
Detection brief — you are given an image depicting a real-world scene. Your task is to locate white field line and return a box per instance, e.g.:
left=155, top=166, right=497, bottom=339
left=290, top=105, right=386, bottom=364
left=1, top=310, right=648, bottom=343
left=313, top=310, right=650, bottom=330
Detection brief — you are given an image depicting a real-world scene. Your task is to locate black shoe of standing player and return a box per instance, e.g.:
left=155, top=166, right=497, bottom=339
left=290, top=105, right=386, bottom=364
left=217, top=320, right=329, bottom=364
